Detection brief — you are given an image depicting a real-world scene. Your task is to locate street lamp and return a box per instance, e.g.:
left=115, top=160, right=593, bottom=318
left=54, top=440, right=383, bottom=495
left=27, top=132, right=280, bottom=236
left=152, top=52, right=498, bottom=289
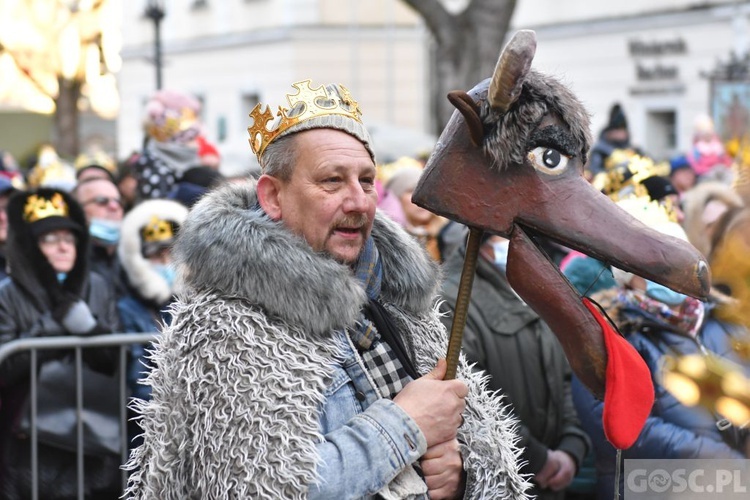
left=145, top=0, right=165, bottom=90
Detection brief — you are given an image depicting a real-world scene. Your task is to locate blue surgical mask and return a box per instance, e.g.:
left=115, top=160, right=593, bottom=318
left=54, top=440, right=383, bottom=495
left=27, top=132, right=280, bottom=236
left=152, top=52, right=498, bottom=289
left=89, top=218, right=121, bottom=245
left=152, top=264, right=176, bottom=289
left=645, top=280, right=687, bottom=306
left=492, top=239, right=510, bottom=272
left=57, top=272, right=67, bottom=283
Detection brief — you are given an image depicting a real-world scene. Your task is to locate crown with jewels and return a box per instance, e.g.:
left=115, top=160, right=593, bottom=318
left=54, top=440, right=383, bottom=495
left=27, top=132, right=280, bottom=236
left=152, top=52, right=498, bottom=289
left=23, top=193, right=69, bottom=223
left=247, top=80, right=366, bottom=162
left=142, top=215, right=174, bottom=243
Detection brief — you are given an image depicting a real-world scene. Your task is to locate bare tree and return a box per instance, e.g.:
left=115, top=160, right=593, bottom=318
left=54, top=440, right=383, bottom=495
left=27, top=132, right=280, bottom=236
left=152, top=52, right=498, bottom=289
left=401, top=0, right=518, bottom=134
left=0, top=1, right=119, bottom=159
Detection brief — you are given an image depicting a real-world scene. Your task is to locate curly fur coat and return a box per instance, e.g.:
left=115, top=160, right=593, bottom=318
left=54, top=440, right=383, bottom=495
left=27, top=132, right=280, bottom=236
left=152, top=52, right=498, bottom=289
left=124, top=182, right=530, bottom=499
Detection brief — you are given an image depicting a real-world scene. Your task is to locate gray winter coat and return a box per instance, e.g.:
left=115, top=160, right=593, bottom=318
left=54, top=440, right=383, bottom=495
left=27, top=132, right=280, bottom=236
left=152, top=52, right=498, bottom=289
left=441, top=247, right=590, bottom=499
left=125, top=182, right=530, bottom=499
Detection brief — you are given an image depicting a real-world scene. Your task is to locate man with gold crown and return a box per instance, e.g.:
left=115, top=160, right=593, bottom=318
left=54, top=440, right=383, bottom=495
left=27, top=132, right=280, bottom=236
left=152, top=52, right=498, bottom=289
left=124, top=80, right=529, bottom=499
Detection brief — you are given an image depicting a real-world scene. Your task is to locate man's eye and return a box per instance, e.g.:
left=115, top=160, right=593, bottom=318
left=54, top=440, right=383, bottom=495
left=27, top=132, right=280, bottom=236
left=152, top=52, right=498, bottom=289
left=527, top=147, right=570, bottom=175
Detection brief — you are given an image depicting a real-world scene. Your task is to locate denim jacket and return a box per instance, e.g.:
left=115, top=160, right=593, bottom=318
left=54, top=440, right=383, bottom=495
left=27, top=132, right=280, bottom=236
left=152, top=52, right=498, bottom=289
left=310, top=331, right=428, bottom=499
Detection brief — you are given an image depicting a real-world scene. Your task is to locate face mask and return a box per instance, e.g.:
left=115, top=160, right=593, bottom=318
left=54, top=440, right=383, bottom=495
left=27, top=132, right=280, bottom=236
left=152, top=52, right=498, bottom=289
left=645, top=280, right=687, bottom=306
left=89, top=218, right=121, bottom=245
left=57, top=272, right=67, bottom=283
left=492, top=239, right=510, bottom=272
left=152, top=263, right=176, bottom=288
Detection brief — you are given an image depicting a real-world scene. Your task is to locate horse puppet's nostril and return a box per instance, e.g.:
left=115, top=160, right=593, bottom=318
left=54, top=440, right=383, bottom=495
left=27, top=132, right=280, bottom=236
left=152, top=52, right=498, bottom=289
left=697, top=260, right=711, bottom=299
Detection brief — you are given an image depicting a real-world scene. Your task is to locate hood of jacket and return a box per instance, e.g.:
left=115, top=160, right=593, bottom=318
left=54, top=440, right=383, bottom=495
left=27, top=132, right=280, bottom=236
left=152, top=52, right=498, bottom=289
left=118, top=198, right=189, bottom=305
left=173, top=181, right=440, bottom=337
left=6, top=188, right=90, bottom=310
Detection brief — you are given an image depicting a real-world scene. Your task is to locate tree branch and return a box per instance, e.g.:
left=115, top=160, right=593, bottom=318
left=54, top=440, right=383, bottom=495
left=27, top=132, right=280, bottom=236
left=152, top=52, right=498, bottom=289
left=401, top=0, right=455, bottom=46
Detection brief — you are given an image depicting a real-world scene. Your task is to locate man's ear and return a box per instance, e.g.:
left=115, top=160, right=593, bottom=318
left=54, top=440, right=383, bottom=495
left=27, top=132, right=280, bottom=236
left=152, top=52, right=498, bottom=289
left=256, top=174, right=283, bottom=220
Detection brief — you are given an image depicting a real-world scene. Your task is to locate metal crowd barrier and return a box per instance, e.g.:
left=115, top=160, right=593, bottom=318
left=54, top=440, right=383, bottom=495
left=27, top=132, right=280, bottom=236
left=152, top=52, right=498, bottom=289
left=0, top=333, right=157, bottom=500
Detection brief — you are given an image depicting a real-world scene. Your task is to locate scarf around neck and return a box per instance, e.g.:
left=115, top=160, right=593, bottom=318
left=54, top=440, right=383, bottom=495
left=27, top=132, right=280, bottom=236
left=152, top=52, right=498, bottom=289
left=349, top=237, right=416, bottom=399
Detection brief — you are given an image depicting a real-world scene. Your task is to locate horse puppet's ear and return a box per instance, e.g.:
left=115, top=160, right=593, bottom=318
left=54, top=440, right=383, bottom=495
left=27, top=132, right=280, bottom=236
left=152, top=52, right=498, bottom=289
left=447, top=90, right=484, bottom=147
left=488, top=30, right=537, bottom=113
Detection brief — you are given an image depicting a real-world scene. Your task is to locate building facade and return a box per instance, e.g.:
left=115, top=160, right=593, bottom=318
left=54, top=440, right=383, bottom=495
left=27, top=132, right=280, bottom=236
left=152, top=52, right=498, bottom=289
left=512, top=0, right=750, bottom=161
left=118, top=0, right=430, bottom=176
left=117, top=0, right=750, bottom=174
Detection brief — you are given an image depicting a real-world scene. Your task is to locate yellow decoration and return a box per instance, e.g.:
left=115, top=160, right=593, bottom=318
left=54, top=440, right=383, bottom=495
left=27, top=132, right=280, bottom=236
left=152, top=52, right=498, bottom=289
left=142, top=215, right=174, bottom=243
left=662, top=353, right=750, bottom=428
left=23, top=193, right=69, bottom=223
left=710, top=229, right=750, bottom=329
left=614, top=195, right=678, bottom=228
left=377, top=157, right=424, bottom=184
left=26, top=145, right=76, bottom=190
left=74, top=150, right=116, bottom=175
left=594, top=151, right=671, bottom=199
left=247, top=80, right=364, bottom=161
left=146, top=107, right=199, bottom=143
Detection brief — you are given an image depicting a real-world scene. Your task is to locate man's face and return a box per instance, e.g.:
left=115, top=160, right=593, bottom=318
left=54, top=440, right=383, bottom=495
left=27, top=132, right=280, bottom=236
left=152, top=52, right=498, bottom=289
left=75, top=179, right=124, bottom=222
left=263, top=129, right=378, bottom=265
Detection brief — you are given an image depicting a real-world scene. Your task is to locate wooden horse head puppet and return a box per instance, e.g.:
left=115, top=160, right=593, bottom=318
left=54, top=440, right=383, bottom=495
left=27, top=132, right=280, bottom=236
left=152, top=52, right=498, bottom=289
left=413, top=30, right=711, bottom=449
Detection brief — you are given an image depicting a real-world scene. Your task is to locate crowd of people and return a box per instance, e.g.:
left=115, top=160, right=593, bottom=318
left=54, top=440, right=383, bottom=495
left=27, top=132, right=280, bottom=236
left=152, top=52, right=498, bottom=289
left=0, top=81, right=747, bottom=500
left=0, top=89, right=225, bottom=499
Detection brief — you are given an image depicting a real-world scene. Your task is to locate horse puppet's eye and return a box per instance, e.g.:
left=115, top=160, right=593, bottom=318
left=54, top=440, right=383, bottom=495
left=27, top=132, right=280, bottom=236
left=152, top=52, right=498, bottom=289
left=528, top=147, right=570, bottom=175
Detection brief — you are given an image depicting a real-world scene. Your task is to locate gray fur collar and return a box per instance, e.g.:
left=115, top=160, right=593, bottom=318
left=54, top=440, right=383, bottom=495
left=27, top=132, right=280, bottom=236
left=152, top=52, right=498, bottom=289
left=174, top=181, right=440, bottom=336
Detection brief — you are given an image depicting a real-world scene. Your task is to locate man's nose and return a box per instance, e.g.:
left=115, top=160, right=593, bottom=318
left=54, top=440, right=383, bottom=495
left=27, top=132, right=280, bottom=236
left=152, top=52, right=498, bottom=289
left=343, top=182, right=370, bottom=213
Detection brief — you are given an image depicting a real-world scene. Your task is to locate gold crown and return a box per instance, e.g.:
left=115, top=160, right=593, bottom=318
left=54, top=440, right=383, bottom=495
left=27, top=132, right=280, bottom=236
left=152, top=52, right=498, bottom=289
left=593, top=152, right=670, bottom=197
left=24, top=193, right=69, bottom=223
left=74, top=150, right=116, bottom=174
left=142, top=215, right=174, bottom=243
left=247, top=80, right=363, bottom=161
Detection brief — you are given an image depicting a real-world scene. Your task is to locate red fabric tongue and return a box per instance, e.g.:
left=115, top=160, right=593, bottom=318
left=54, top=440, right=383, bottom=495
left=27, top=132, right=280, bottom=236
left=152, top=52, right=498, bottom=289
left=582, top=297, right=654, bottom=449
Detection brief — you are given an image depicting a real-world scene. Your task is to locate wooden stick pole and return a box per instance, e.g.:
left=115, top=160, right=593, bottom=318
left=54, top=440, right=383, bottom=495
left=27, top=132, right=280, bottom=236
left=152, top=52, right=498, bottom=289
left=445, top=227, right=483, bottom=379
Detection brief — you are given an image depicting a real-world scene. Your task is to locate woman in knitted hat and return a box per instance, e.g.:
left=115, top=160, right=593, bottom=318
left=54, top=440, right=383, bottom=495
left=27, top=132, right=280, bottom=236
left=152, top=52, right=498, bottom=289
left=134, top=89, right=203, bottom=201
left=0, top=188, right=122, bottom=499
left=381, top=159, right=448, bottom=261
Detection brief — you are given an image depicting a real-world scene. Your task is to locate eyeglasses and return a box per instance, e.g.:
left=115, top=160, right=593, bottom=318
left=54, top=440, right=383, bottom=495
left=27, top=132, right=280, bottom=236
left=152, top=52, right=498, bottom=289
left=39, top=232, right=77, bottom=246
left=82, top=196, right=123, bottom=209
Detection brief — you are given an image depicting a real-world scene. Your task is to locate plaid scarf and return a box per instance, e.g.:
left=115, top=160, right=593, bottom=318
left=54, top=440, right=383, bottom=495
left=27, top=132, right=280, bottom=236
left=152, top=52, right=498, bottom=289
left=349, top=237, right=414, bottom=399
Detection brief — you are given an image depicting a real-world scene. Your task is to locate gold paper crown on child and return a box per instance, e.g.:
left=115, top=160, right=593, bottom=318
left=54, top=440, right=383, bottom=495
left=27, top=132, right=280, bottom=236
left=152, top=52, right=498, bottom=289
left=247, top=80, right=364, bottom=161
left=142, top=215, right=174, bottom=243
left=23, top=193, right=69, bottom=223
